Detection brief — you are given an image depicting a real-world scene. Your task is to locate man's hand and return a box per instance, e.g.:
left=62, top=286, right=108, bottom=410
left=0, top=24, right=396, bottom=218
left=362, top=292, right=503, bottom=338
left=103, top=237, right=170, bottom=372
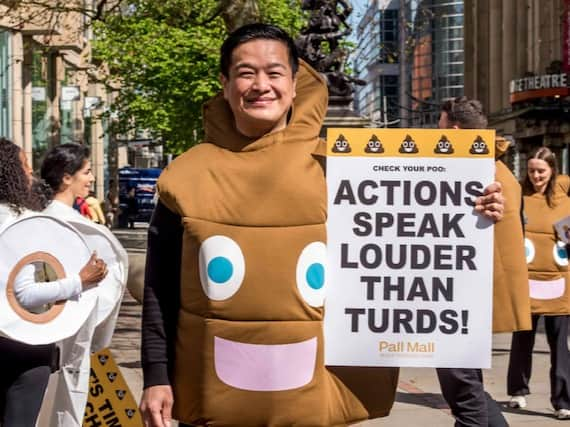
left=79, top=252, right=108, bottom=289
left=140, top=385, right=174, bottom=427
left=475, top=181, right=504, bottom=222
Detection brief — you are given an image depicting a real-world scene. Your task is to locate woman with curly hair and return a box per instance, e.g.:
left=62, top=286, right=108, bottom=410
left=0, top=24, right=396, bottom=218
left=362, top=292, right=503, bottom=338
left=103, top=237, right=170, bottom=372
left=0, top=138, right=107, bottom=426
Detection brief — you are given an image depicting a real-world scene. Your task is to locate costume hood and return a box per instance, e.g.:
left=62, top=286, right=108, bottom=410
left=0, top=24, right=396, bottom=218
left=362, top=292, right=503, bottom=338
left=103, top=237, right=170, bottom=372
left=203, top=59, right=327, bottom=152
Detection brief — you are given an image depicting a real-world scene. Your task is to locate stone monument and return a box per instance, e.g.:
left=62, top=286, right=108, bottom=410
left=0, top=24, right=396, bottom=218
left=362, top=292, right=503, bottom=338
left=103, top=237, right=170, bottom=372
left=295, top=0, right=370, bottom=135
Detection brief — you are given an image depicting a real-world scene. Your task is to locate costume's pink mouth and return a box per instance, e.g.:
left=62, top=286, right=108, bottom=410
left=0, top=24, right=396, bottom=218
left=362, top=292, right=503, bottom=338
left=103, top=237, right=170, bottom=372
left=529, top=278, right=565, bottom=300
left=214, top=336, right=317, bottom=391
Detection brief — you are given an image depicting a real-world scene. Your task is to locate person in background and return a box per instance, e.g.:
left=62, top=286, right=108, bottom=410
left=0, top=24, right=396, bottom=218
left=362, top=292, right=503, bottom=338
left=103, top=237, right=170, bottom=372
left=105, top=179, right=119, bottom=228
left=507, top=146, right=570, bottom=419
left=0, top=138, right=106, bottom=427
left=86, top=191, right=106, bottom=225
left=437, top=96, right=531, bottom=427
left=125, top=187, right=138, bottom=229
left=73, top=195, right=92, bottom=219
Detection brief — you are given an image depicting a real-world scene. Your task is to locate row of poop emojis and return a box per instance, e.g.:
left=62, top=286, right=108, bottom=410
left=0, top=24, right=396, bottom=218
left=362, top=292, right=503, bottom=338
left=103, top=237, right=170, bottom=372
left=331, top=134, right=490, bottom=155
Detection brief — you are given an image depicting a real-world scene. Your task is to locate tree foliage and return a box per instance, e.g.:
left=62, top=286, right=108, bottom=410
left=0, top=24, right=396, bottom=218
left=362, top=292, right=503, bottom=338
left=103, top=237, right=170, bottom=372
left=93, top=0, right=306, bottom=153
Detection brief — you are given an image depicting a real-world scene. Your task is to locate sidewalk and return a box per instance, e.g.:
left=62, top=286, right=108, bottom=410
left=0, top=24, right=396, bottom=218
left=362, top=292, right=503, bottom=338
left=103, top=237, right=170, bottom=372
left=111, top=294, right=562, bottom=426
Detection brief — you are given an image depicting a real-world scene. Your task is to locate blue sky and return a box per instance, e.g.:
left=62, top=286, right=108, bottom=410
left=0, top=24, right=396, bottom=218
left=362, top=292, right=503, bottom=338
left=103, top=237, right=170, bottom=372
left=352, top=0, right=369, bottom=21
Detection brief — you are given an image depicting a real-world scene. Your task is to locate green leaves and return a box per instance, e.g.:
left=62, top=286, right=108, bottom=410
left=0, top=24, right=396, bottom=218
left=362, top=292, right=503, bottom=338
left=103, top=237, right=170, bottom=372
left=93, top=0, right=304, bottom=154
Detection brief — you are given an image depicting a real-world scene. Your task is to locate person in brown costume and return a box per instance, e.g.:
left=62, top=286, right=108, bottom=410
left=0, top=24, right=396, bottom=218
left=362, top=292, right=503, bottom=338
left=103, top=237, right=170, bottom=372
left=140, top=23, right=399, bottom=427
left=507, top=147, right=570, bottom=419
left=438, top=96, right=530, bottom=427
left=140, top=25, right=505, bottom=426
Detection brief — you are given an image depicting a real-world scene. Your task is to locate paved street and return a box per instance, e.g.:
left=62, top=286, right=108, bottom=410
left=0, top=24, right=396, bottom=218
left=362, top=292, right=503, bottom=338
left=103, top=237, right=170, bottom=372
left=110, top=291, right=143, bottom=404
left=110, top=286, right=563, bottom=426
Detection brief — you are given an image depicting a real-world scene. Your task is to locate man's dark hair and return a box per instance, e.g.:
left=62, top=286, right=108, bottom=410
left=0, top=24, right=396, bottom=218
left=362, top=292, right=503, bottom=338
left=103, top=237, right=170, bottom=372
left=441, top=96, right=488, bottom=129
left=220, top=23, right=299, bottom=78
left=41, top=143, right=90, bottom=194
left=0, top=138, right=33, bottom=213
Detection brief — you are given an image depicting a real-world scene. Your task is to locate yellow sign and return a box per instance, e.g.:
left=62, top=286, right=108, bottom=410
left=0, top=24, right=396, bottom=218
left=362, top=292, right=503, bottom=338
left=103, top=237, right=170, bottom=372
left=327, top=128, right=495, bottom=158
left=83, top=348, right=143, bottom=427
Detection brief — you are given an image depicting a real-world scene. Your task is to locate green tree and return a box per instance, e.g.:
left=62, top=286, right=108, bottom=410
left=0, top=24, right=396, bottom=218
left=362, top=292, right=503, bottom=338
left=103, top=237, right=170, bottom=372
left=93, top=0, right=305, bottom=154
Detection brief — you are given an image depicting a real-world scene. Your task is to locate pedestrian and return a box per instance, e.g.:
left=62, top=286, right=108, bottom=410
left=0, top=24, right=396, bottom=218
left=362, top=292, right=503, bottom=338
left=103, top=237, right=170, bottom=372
left=105, top=179, right=119, bottom=228
left=73, top=195, right=92, bottom=219
left=507, top=146, right=570, bottom=419
left=40, top=143, right=128, bottom=425
left=139, top=24, right=505, bottom=427
left=125, top=187, right=138, bottom=229
left=436, top=96, right=531, bottom=427
left=86, top=191, right=106, bottom=225
left=0, top=137, right=107, bottom=427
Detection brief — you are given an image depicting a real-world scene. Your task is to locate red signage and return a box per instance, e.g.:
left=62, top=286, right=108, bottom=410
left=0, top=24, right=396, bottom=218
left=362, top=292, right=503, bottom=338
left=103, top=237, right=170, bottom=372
left=562, top=0, right=570, bottom=71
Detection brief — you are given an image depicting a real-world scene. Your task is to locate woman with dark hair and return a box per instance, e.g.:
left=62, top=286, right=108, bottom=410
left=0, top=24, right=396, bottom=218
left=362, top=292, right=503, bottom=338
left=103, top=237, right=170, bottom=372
left=0, top=138, right=106, bottom=426
left=507, top=147, right=570, bottom=419
left=39, top=143, right=128, bottom=423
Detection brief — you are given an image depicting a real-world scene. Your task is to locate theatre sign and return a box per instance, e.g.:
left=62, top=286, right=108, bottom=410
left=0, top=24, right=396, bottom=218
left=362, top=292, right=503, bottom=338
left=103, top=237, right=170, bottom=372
left=510, top=73, right=570, bottom=103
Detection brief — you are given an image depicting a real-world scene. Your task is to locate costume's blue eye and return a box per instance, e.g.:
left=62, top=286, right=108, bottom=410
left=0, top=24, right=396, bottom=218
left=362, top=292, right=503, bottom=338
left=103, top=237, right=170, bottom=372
left=306, top=263, right=325, bottom=290
left=199, top=236, right=245, bottom=300
left=207, top=257, right=233, bottom=283
left=525, top=238, right=535, bottom=264
left=296, top=242, right=327, bottom=307
left=553, top=241, right=568, bottom=267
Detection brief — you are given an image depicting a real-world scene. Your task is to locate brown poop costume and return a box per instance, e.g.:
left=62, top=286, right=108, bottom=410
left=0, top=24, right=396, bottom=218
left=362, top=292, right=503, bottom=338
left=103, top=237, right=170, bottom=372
left=524, top=175, right=570, bottom=315
left=157, top=61, right=398, bottom=426
left=492, top=138, right=531, bottom=332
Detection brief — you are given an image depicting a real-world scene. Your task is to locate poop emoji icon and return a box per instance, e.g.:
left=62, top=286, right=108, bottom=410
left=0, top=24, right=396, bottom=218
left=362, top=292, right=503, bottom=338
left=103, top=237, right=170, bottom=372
left=469, top=136, right=490, bottom=155
left=365, top=134, right=384, bottom=153
left=434, top=135, right=454, bottom=154
left=332, top=134, right=351, bottom=153
left=398, top=134, right=419, bottom=154
left=433, top=135, right=454, bottom=154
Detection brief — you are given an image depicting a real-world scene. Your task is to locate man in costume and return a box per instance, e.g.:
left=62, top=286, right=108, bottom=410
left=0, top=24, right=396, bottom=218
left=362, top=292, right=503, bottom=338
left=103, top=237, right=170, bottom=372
left=140, top=24, right=504, bottom=426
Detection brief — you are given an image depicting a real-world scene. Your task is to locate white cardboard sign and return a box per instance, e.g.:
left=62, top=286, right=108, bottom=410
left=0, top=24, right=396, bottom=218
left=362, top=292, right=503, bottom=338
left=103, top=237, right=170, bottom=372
left=325, top=128, right=495, bottom=369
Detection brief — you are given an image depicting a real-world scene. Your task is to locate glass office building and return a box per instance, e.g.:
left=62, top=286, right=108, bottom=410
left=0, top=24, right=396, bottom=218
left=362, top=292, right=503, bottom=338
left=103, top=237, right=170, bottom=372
left=353, top=0, right=400, bottom=126
left=410, top=0, right=465, bottom=126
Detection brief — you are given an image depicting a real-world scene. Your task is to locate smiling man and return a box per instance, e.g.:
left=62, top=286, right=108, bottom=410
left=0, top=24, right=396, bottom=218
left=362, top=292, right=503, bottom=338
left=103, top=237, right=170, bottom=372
left=139, top=23, right=395, bottom=427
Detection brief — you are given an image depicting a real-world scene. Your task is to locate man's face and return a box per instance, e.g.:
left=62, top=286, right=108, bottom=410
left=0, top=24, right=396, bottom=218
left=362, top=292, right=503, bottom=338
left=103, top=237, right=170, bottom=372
left=221, top=39, right=297, bottom=138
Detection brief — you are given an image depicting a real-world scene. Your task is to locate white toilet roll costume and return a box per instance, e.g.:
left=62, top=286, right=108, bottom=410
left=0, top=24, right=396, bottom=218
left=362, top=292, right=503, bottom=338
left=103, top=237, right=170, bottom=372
left=0, top=214, right=97, bottom=343
left=0, top=206, right=126, bottom=344
left=0, top=202, right=127, bottom=426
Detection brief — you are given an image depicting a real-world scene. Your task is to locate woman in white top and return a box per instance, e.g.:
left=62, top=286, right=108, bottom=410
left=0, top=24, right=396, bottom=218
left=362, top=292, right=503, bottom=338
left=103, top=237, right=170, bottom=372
left=0, top=138, right=107, bottom=427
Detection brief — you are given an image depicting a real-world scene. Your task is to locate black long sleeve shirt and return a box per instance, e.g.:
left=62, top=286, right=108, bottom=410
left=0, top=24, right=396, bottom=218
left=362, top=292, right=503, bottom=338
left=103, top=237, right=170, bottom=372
left=141, top=200, right=183, bottom=388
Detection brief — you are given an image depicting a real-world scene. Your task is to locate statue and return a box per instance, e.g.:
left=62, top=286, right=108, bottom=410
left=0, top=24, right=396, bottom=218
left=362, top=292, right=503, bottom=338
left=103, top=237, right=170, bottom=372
left=296, top=0, right=364, bottom=101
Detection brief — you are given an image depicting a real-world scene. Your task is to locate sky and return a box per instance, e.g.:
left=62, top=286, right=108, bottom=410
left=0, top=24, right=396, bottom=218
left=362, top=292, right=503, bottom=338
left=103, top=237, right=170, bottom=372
left=351, top=0, right=369, bottom=22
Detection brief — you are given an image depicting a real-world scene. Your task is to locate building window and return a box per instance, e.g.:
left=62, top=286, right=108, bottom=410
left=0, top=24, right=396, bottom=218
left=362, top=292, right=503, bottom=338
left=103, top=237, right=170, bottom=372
left=0, top=30, right=11, bottom=139
left=31, top=50, right=49, bottom=169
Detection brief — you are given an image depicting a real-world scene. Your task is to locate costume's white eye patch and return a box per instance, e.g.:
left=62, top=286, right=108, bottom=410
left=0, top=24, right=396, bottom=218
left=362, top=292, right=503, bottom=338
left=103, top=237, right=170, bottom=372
left=199, top=236, right=245, bottom=301
left=296, top=242, right=327, bottom=307
left=525, top=238, right=535, bottom=264
left=553, top=241, right=568, bottom=267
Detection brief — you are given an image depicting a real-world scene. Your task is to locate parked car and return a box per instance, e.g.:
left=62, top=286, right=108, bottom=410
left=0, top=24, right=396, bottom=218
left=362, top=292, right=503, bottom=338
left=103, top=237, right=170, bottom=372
left=117, top=167, right=162, bottom=227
